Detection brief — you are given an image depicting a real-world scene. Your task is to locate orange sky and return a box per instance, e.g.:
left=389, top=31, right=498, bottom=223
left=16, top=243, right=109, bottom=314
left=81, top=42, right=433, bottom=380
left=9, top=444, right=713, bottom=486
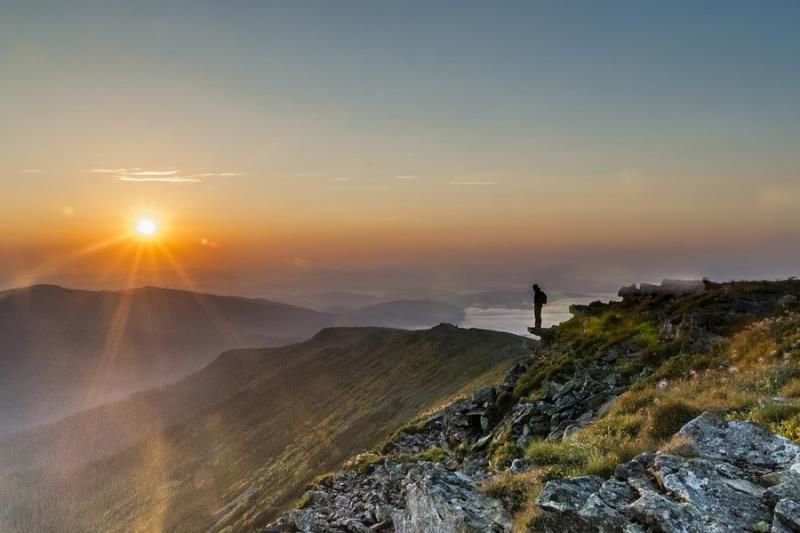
left=2, top=2, right=800, bottom=295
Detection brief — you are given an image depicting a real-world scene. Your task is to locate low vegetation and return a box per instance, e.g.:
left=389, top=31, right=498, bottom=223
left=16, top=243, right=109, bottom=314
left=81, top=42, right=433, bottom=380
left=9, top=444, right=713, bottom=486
left=501, top=281, right=800, bottom=531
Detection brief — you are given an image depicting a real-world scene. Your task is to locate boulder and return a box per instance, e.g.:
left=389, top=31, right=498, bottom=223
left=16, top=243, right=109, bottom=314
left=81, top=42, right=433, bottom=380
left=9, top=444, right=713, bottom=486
left=678, top=412, right=800, bottom=478
left=535, top=413, right=800, bottom=532
left=773, top=498, right=800, bottom=532
left=393, top=463, right=512, bottom=532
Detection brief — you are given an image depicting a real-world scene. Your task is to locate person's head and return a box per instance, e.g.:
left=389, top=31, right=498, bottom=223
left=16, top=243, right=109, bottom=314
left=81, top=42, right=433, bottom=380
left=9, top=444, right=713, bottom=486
left=533, top=284, right=540, bottom=292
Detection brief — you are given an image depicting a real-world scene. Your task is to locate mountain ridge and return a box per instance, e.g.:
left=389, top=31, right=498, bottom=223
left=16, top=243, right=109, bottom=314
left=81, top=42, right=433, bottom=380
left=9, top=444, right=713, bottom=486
left=270, top=279, right=800, bottom=532
left=0, top=324, right=530, bottom=532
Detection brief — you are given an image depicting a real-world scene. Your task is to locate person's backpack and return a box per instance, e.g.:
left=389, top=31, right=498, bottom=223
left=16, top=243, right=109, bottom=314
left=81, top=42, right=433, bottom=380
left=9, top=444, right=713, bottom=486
left=541, top=291, right=548, bottom=305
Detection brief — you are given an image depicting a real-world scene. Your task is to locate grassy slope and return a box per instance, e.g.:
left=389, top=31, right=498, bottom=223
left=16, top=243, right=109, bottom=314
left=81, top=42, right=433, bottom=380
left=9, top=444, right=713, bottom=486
left=0, top=325, right=529, bottom=533
left=478, top=280, right=800, bottom=531
left=0, top=284, right=340, bottom=434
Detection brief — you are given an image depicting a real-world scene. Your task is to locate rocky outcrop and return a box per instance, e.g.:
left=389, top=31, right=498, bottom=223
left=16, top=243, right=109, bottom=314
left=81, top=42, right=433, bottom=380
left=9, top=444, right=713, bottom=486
left=503, top=375, right=625, bottom=445
left=393, top=463, right=512, bottom=533
left=269, top=281, right=800, bottom=533
left=618, top=279, right=705, bottom=301
left=270, top=461, right=409, bottom=532
left=269, top=361, right=534, bottom=532
left=270, top=460, right=513, bottom=533
left=536, top=412, right=800, bottom=532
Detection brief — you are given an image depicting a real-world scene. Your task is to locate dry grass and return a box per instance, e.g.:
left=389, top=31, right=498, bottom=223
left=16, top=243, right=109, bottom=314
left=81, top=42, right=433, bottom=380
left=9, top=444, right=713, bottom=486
left=479, top=470, right=544, bottom=532
left=659, top=434, right=698, bottom=457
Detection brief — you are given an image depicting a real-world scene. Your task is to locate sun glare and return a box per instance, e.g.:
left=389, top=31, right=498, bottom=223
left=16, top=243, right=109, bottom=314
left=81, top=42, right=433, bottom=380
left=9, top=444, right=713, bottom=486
left=135, top=218, right=158, bottom=238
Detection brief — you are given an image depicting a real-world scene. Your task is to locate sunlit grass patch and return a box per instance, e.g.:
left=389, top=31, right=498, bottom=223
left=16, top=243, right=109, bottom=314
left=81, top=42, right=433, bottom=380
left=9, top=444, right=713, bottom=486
left=659, top=434, right=698, bottom=458
left=490, top=441, right=523, bottom=469
left=781, top=379, right=800, bottom=398
left=749, top=402, right=800, bottom=426
left=480, top=470, right=543, bottom=514
left=343, top=452, right=383, bottom=475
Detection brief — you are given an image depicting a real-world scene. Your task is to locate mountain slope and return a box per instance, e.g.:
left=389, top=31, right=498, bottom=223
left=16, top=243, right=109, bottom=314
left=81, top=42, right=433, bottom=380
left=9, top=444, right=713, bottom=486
left=0, top=325, right=529, bottom=532
left=270, top=279, right=800, bottom=532
left=0, top=284, right=341, bottom=434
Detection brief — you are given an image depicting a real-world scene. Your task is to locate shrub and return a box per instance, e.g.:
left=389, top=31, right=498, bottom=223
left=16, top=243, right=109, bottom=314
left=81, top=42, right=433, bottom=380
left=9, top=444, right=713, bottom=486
left=750, top=402, right=800, bottom=426
left=525, top=440, right=584, bottom=467
left=612, top=388, right=656, bottom=415
left=496, top=390, right=515, bottom=414
left=773, top=415, right=800, bottom=442
left=416, top=447, right=448, bottom=463
left=490, top=441, right=523, bottom=469
left=479, top=471, right=542, bottom=513
left=646, top=400, right=702, bottom=441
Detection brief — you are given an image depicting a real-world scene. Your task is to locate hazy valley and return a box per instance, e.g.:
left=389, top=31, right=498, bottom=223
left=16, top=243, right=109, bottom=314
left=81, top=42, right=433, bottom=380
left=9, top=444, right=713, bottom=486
left=0, top=322, right=528, bottom=532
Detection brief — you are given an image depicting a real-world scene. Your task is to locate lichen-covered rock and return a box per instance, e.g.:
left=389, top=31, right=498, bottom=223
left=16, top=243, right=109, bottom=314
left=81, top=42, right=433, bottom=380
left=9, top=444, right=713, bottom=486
left=392, top=463, right=512, bottom=533
left=537, top=476, right=604, bottom=515
left=270, top=461, right=409, bottom=532
left=773, top=498, right=800, bottom=533
left=678, top=412, right=800, bottom=478
left=535, top=413, right=800, bottom=533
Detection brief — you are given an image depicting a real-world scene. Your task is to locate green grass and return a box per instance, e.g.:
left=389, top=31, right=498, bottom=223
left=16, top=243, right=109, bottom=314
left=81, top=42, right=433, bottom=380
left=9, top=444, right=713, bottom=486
left=490, top=441, right=524, bottom=469
left=496, top=284, right=800, bottom=529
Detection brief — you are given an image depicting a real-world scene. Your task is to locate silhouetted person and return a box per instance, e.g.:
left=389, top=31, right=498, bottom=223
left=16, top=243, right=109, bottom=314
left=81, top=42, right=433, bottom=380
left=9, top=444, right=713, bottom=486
left=532, top=284, right=547, bottom=328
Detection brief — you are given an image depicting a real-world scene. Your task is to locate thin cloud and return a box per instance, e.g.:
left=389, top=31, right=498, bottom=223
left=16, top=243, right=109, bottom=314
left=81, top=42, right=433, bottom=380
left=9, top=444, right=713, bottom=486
left=334, top=177, right=351, bottom=182
left=93, top=167, right=242, bottom=182
left=90, top=168, right=143, bottom=173
left=186, top=172, right=243, bottom=178
left=394, top=175, right=420, bottom=180
left=127, top=170, right=179, bottom=176
left=117, top=176, right=202, bottom=183
left=22, top=168, right=41, bottom=173
left=449, top=180, right=499, bottom=186
left=295, top=172, right=323, bottom=177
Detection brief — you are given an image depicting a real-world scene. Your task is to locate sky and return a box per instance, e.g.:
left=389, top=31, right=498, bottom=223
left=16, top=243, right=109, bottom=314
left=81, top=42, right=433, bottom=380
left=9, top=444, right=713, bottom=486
left=1, top=0, right=799, bottom=297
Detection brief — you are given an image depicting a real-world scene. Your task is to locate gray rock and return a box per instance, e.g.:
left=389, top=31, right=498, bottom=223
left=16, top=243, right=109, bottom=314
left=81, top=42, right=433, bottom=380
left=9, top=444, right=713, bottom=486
left=627, top=490, right=704, bottom=532
left=678, top=412, right=800, bottom=478
left=537, top=476, right=604, bottom=514
left=535, top=414, right=800, bottom=533
left=773, top=498, right=800, bottom=532
left=473, top=386, right=496, bottom=406
left=577, top=480, right=636, bottom=532
left=510, top=458, right=529, bottom=474
left=393, top=463, right=512, bottom=533
left=653, top=454, right=770, bottom=529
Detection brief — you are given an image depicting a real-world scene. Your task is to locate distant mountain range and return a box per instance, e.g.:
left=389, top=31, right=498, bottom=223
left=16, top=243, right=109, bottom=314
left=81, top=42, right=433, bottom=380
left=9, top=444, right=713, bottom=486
left=0, top=284, right=471, bottom=434
left=0, top=324, right=529, bottom=532
left=349, top=299, right=465, bottom=327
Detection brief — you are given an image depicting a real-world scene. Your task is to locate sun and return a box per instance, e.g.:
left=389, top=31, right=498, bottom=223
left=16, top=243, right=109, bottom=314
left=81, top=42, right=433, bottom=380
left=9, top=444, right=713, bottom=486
left=135, top=217, right=159, bottom=238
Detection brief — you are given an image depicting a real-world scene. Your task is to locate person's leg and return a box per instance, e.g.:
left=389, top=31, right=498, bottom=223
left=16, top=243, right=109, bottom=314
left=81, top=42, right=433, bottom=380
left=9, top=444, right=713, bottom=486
left=534, top=304, right=542, bottom=328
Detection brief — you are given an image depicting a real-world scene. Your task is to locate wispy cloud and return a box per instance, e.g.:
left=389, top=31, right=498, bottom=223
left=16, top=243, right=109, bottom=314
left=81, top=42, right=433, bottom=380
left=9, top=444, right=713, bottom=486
left=22, top=168, right=41, bottom=174
left=116, top=176, right=202, bottom=183
left=334, top=177, right=352, bottom=182
left=186, top=172, right=243, bottom=178
left=295, top=172, right=323, bottom=177
left=127, top=170, right=179, bottom=176
left=394, top=175, right=420, bottom=180
left=90, top=168, right=143, bottom=174
left=449, top=180, right=499, bottom=186
left=92, top=167, right=242, bottom=184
